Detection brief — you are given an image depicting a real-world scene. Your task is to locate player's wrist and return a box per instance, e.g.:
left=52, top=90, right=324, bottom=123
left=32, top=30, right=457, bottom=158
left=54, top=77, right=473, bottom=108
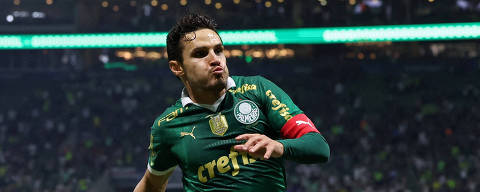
left=275, top=138, right=295, bottom=159
left=275, top=140, right=284, bottom=157
left=272, top=140, right=284, bottom=158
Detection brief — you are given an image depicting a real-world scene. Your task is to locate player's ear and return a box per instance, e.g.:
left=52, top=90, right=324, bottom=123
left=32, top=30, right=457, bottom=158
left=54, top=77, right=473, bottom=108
left=169, top=60, right=184, bottom=77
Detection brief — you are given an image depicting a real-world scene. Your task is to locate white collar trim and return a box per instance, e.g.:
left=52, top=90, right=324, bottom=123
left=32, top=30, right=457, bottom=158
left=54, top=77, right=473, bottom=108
left=180, top=77, right=236, bottom=112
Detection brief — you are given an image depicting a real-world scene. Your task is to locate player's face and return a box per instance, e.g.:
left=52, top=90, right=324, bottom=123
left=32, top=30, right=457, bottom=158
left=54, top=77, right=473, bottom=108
left=177, top=28, right=228, bottom=92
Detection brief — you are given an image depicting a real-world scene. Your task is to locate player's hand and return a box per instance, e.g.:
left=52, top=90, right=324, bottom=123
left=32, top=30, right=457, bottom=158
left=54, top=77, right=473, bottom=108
left=233, top=134, right=284, bottom=160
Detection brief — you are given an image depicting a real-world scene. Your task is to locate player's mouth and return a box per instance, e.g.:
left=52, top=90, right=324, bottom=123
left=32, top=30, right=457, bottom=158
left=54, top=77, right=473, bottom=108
left=212, top=66, right=224, bottom=75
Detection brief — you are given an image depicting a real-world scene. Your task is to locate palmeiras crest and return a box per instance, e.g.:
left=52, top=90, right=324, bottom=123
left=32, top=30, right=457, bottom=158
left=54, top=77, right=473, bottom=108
left=234, top=100, right=260, bottom=124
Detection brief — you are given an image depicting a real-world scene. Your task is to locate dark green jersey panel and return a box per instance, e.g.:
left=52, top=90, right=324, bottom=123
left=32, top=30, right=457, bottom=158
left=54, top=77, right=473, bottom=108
left=148, top=76, right=304, bottom=191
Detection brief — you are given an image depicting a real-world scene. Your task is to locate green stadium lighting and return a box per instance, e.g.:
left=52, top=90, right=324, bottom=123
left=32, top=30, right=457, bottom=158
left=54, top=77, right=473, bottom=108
left=0, top=36, right=23, bottom=48
left=0, top=22, right=479, bottom=49
left=31, top=33, right=168, bottom=48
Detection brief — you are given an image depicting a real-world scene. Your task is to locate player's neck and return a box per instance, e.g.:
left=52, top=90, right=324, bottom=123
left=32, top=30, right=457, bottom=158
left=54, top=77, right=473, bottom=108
left=185, top=86, right=226, bottom=105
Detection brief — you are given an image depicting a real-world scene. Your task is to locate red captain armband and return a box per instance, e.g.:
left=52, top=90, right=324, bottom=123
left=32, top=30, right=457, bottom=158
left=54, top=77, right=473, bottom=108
left=280, top=114, right=320, bottom=139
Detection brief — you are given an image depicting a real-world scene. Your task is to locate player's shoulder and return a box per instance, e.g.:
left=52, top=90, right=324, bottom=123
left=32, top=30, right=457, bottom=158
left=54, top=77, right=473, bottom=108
left=231, top=75, right=279, bottom=93
left=152, top=100, right=184, bottom=130
left=230, top=75, right=272, bottom=92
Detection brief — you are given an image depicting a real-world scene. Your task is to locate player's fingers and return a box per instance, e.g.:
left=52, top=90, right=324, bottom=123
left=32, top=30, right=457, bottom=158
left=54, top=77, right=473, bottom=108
left=249, top=139, right=268, bottom=153
left=263, top=145, right=274, bottom=160
left=242, top=135, right=261, bottom=150
left=233, top=144, right=248, bottom=152
left=235, top=134, right=258, bottom=141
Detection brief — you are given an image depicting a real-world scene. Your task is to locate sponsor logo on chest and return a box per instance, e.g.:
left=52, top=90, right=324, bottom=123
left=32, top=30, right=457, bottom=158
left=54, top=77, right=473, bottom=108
left=234, top=100, right=260, bottom=124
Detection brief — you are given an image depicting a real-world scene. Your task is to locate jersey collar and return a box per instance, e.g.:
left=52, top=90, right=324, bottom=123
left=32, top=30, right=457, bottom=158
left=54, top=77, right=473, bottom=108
left=180, top=77, right=236, bottom=112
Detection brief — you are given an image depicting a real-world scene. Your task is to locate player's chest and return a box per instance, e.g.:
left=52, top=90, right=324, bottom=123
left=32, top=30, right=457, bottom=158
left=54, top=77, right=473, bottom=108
left=167, top=99, right=272, bottom=168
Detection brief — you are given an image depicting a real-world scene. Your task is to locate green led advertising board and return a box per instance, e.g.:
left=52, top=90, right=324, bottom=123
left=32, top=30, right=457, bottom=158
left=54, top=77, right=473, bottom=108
left=1, top=22, right=479, bottom=49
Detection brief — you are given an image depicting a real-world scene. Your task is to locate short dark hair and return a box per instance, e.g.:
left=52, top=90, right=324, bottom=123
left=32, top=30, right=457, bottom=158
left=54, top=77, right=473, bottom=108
left=166, top=13, right=220, bottom=62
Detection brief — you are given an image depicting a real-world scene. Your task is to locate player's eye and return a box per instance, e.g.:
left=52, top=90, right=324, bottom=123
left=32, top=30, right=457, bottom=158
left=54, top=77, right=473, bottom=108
left=214, top=47, right=224, bottom=55
left=192, top=50, right=208, bottom=58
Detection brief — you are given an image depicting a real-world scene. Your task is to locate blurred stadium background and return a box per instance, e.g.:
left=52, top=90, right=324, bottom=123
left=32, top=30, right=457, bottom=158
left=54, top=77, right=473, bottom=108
left=1, top=0, right=480, bottom=191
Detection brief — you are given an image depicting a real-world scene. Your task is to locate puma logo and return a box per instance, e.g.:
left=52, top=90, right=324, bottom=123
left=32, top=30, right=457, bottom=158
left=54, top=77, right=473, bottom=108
left=180, top=126, right=196, bottom=139
left=296, top=120, right=313, bottom=127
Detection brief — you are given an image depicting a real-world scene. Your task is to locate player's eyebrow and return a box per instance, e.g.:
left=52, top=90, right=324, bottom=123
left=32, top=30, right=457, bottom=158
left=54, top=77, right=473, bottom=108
left=190, top=43, right=223, bottom=53
left=196, top=42, right=222, bottom=49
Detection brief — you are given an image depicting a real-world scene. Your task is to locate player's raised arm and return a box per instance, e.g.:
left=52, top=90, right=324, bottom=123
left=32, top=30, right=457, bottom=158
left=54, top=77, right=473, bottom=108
left=134, top=169, right=174, bottom=192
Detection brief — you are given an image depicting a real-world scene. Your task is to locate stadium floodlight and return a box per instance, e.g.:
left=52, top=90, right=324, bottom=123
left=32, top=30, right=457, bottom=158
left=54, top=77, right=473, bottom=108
left=0, top=22, right=479, bottom=49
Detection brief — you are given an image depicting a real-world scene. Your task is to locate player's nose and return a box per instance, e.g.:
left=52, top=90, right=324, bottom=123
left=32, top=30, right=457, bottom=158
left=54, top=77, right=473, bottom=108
left=207, top=49, right=221, bottom=66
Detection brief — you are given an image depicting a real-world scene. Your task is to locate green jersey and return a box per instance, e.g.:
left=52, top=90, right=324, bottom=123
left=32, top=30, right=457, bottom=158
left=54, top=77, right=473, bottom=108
left=148, top=76, right=307, bottom=191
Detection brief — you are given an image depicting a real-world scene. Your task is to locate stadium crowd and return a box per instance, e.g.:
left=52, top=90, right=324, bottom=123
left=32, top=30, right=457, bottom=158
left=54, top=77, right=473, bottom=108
left=1, top=56, right=479, bottom=191
left=89, top=0, right=480, bottom=32
left=4, top=0, right=480, bottom=32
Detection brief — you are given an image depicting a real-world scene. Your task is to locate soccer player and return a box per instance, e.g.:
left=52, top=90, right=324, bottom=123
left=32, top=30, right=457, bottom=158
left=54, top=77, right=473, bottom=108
left=134, top=14, right=330, bottom=192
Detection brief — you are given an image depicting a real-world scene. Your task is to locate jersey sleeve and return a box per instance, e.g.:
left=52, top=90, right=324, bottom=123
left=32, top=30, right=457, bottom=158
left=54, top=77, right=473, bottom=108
left=147, top=119, right=178, bottom=175
left=254, top=76, right=319, bottom=139
left=253, top=76, right=329, bottom=163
